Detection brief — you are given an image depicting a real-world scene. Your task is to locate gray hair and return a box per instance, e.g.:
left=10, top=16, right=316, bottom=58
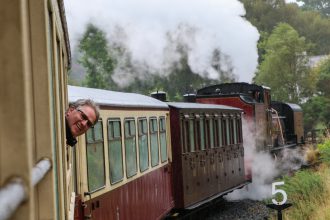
left=69, top=99, right=100, bottom=124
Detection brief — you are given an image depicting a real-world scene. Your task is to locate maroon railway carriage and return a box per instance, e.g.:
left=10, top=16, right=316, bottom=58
left=196, top=83, right=273, bottom=151
left=167, top=102, right=247, bottom=209
left=195, top=83, right=273, bottom=180
left=69, top=86, right=174, bottom=220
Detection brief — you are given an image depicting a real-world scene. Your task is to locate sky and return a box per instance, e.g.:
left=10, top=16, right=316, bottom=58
left=64, top=0, right=260, bottom=84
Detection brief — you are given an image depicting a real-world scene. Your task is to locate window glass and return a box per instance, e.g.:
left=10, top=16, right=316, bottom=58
left=214, top=118, right=219, bottom=147
left=108, top=119, right=123, bottom=184
left=113, top=121, right=121, bottom=138
left=94, top=121, right=103, bottom=141
left=124, top=119, right=137, bottom=177
left=180, top=117, right=187, bottom=153
left=138, top=118, right=149, bottom=172
left=205, top=119, right=210, bottom=149
left=222, top=119, right=227, bottom=146
left=86, top=120, right=105, bottom=191
left=218, top=119, right=223, bottom=146
left=150, top=118, right=159, bottom=166
left=209, top=118, right=214, bottom=148
left=159, top=117, right=167, bottom=162
left=233, top=118, right=237, bottom=144
left=189, top=119, right=195, bottom=152
left=199, top=118, right=205, bottom=150
left=86, top=128, right=93, bottom=143
left=226, top=118, right=230, bottom=145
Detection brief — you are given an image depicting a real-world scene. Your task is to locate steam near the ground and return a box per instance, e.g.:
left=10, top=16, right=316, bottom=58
left=64, top=0, right=259, bottom=85
left=225, top=119, right=306, bottom=201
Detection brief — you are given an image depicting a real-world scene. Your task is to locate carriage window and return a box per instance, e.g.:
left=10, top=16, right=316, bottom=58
left=199, top=118, right=206, bottom=150
left=229, top=117, right=234, bottom=145
left=214, top=118, right=219, bottom=147
left=209, top=118, right=215, bottom=148
left=138, top=118, right=149, bottom=172
left=205, top=119, right=210, bottom=149
left=159, top=117, right=168, bottom=162
left=222, top=119, right=227, bottom=146
left=108, top=119, right=123, bottom=184
left=180, top=117, right=187, bottom=153
left=195, top=118, right=200, bottom=151
left=218, top=118, right=223, bottom=146
left=150, top=118, right=159, bottom=167
left=226, top=118, right=231, bottom=145
left=237, top=117, right=242, bottom=143
left=233, top=118, right=238, bottom=144
left=189, top=118, right=195, bottom=152
left=124, top=119, right=137, bottom=178
left=86, top=120, right=105, bottom=192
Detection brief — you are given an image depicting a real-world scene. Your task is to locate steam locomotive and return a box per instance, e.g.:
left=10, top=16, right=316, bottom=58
left=69, top=82, right=304, bottom=220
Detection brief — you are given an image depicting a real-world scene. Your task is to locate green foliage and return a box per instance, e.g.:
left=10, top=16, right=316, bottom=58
left=241, top=0, right=330, bottom=55
left=297, top=0, right=330, bottom=17
left=279, top=170, right=325, bottom=219
left=302, top=56, right=330, bottom=130
left=302, top=96, right=330, bottom=130
left=78, top=23, right=116, bottom=90
left=318, top=139, right=330, bottom=164
left=315, top=56, right=330, bottom=96
left=255, top=23, right=316, bottom=103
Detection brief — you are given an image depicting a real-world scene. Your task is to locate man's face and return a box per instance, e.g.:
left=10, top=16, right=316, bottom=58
left=66, top=105, right=97, bottom=137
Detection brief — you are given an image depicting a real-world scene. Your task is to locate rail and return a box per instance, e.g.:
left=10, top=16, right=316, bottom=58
left=0, top=158, right=52, bottom=220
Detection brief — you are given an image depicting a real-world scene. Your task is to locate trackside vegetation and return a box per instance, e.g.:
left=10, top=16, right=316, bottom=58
left=269, top=139, right=330, bottom=220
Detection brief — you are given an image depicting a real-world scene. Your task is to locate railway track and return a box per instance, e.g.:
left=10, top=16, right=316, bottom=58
left=166, top=198, right=270, bottom=220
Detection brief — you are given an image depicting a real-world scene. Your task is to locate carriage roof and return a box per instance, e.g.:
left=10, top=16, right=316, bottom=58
left=167, top=102, right=242, bottom=111
left=68, top=86, right=168, bottom=109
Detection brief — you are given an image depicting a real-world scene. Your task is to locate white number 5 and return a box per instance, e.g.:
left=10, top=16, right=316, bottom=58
left=272, top=181, right=287, bottom=205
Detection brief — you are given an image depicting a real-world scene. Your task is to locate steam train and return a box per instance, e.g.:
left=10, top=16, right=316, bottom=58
left=195, top=82, right=304, bottom=180
left=68, top=83, right=304, bottom=219
left=195, top=82, right=304, bottom=149
left=69, top=85, right=247, bottom=219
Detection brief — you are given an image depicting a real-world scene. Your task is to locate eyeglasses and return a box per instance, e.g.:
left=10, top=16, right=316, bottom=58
left=77, top=109, right=94, bottom=127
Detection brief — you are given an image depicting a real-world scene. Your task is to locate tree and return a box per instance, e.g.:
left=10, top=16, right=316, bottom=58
left=254, top=23, right=316, bottom=103
left=78, top=23, right=116, bottom=89
left=303, top=56, right=330, bottom=129
left=240, top=0, right=330, bottom=55
left=315, top=56, right=330, bottom=96
left=297, top=0, right=330, bottom=17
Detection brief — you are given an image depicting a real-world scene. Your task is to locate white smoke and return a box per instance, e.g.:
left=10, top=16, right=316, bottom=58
left=64, top=0, right=259, bottom=85
left=225, top=118, right=307, bottom=201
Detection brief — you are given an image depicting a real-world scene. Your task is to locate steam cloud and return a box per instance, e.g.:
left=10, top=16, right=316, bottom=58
left=64, top=0, right=259, bottom=85
left=225, top=119, right=307, bottom=201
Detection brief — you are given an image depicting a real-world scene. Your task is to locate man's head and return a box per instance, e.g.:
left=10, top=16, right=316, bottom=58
left=66, top=99, right=100, bottom=137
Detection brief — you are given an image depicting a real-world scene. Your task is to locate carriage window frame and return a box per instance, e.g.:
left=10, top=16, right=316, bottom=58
left=233, top=116, right=238, bottom=144
left=138, top=117, right=149, bottom=172
left=199, top=115, right=206, bottom=150
left=205, top=114, right=211, bottom=149
left=218, top=115, right=223, bottom=147
left=149, top=117, right=159, bottom=167
left=107, top=118, right=124, bottom=185
left=159, top=116, right=168, bottom=163
left=85, top=119, right=106, bottom=193
left=221, top=116, right=227, bottom=146
left=225, top=117, right=231, bottom=145
left=124, top=118, right=137, bottom=178
left=189, top=114, right=196, bottom=152
left=237, top=115, right=243, bottom=143
left=180, top=114, right=187, bottom=153
left=214, top=114, right=219, bottom=148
